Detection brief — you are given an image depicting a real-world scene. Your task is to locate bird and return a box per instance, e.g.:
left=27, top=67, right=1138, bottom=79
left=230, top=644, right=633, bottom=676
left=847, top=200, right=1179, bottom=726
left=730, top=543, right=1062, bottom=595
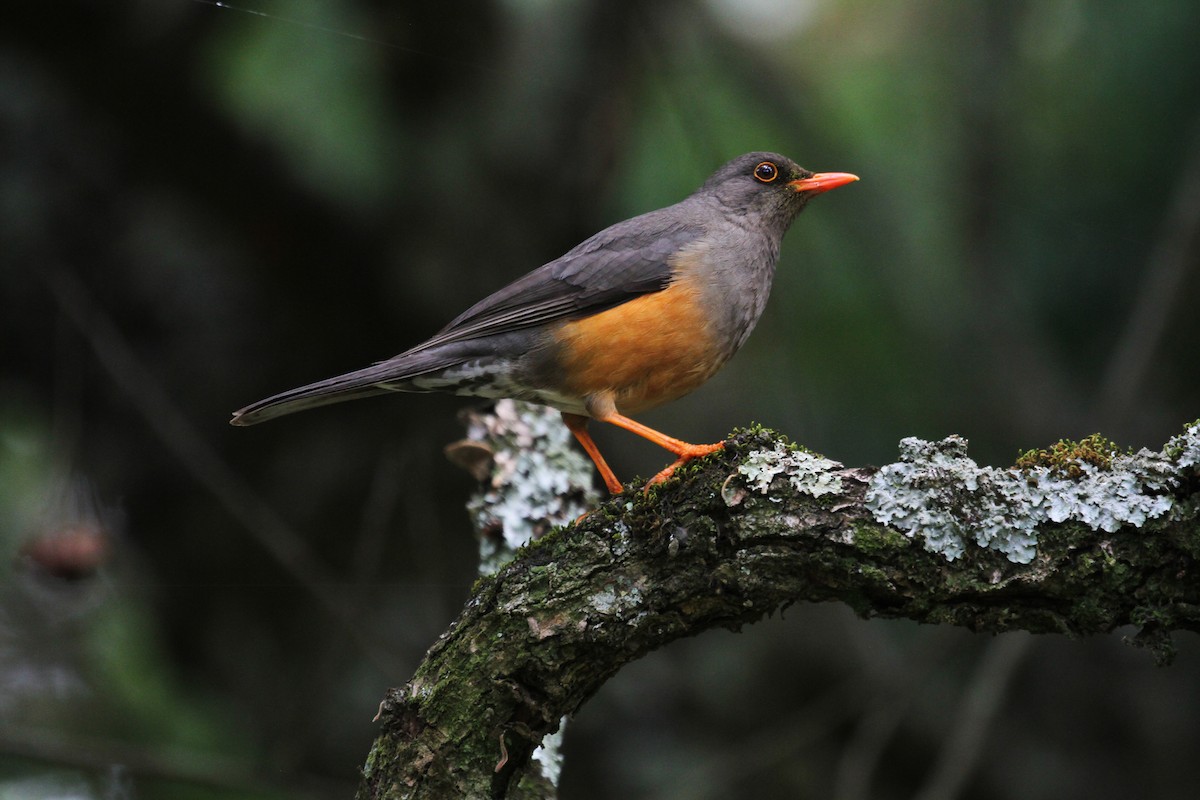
left=231, top=152, right=857, bottom=493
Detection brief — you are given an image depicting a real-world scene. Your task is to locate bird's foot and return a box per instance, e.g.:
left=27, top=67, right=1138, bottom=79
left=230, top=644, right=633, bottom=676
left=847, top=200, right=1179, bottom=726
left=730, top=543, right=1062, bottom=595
left=642, top=441, right=725, bottom=493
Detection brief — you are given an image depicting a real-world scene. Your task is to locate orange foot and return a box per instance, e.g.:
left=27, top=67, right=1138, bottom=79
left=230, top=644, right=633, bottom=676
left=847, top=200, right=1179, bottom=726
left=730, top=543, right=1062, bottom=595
left=643, top=441, right=725, bottom=492
left=562, top=410, right=727, bottom=496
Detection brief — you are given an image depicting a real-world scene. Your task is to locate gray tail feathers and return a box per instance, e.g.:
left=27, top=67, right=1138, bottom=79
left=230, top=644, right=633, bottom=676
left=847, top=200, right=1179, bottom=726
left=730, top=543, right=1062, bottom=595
left=230, top=362, right=417, bottom=426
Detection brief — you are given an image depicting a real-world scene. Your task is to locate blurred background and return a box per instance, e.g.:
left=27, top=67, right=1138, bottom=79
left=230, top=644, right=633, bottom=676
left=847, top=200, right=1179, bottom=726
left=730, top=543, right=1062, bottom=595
left=2, top=1, right=1199, bottom=798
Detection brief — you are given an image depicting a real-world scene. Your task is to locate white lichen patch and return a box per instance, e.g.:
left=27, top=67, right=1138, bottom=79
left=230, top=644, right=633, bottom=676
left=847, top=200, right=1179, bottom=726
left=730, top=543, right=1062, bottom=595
left=1029, top=453, right=1174, bottom=533
left=865, top=428, right=1195, bottom=565
left=531, top=722, right=566, bottom=786
left=737, top=442, right=843, bottom=498
left=588, top=579, right=644, bottom=617
left=1165, top=420, right=1200, bottom=469
left=464, top=400, right=598, bottom=575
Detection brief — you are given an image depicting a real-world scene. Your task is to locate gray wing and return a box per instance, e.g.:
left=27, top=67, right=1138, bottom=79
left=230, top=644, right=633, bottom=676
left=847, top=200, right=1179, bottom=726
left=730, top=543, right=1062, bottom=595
left=231, top=206, right=704, bottom=425
left=413, top=206, right=705, bottom=352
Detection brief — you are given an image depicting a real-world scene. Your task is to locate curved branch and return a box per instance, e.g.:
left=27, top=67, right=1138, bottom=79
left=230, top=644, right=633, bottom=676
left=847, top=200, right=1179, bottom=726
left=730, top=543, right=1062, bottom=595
left=358, top=423, right=1200, bottom=799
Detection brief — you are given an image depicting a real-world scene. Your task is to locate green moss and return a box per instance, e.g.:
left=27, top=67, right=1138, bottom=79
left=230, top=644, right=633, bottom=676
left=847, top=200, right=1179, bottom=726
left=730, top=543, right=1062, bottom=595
left=1164, top=418, right=1200, bottom=460
left=1014, top=433, right=1124, bottom=478
left=852, top=523, right=909, bottom=554
left=853, top=564, right=893, bottom=589
left=669, top=452, right=721, bottom=481
left=732, top=424, right=830, bottom=457
left=733, top=422, right=778, bottom=438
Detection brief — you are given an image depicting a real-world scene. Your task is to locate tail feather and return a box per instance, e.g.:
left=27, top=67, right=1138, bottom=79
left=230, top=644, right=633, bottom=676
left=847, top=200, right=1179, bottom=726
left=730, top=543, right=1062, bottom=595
left=230, top=362, right=422, bottom=426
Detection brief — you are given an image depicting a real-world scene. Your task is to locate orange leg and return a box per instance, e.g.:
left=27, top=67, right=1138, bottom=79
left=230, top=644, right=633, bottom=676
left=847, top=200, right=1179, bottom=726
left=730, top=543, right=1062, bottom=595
left=562, top=413, right=624, bottom=494
left=599, top=412, right=724, bottom=488
left=563, top=411, right=724, bottom=494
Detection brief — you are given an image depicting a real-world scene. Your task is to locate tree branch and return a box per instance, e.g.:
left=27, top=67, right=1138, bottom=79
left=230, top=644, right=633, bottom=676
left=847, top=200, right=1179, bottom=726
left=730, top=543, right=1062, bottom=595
left=358, top=417, right=1200, bottom=799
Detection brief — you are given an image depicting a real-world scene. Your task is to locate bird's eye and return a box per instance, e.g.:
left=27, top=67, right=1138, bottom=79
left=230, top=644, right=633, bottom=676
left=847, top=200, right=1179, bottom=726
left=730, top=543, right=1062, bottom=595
left=753, top=161, right=779, bottom=183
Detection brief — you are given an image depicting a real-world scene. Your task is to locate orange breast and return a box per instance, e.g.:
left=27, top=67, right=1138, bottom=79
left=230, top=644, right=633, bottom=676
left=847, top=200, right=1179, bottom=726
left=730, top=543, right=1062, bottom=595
left=551, top=278, right=724, bottom=414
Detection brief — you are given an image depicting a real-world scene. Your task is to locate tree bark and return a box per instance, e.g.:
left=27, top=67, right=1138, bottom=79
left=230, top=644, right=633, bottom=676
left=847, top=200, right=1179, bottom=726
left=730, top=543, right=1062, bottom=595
left=358, top=419, right=1200, bottom=800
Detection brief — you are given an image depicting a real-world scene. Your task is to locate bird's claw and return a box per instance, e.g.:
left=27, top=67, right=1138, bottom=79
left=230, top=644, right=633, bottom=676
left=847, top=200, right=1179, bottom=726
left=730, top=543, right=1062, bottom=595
left=641, top=441, right=725, bottom=494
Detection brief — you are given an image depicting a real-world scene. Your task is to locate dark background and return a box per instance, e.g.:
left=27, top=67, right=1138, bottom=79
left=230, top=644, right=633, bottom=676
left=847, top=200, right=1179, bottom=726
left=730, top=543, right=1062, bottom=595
left=2, top=1, right=1199, bottom=798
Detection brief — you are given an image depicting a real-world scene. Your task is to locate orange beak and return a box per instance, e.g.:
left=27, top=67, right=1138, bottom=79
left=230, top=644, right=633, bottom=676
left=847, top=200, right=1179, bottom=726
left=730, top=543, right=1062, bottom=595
left=787, top=172, right=860, bottom=195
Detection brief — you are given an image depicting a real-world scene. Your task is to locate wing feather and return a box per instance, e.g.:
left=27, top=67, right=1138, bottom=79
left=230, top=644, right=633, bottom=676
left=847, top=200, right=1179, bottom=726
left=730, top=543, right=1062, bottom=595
left=231, top=203, right=706, bottom=425
left=407, top=208, right=704, bottom=355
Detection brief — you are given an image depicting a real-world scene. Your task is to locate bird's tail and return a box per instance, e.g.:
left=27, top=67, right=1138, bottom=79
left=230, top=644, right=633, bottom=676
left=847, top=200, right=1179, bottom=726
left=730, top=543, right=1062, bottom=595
left=230, top=362, right=417, bottom=426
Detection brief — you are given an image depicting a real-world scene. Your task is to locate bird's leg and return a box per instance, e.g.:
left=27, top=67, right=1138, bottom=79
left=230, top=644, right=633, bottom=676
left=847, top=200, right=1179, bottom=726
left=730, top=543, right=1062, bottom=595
left=597, top=412, right=724, bottom=488
left=562, top=412, right=625, bottom=494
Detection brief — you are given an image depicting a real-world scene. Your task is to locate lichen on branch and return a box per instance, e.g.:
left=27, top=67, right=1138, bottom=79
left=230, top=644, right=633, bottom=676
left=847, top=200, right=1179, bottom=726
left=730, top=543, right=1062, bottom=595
left=863, top=426, right=1197, bottom=563
left=358, top=412, right=1200, bottom=800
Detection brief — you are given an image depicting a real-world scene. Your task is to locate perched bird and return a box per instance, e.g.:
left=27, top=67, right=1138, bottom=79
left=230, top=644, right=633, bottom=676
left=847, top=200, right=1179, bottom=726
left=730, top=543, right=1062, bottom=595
left=231, top=152, right=857, bottom=493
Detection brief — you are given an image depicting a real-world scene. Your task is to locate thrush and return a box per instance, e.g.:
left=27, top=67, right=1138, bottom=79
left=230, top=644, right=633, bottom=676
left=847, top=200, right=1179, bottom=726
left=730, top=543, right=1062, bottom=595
left=232, top=152, right=857, bottom=493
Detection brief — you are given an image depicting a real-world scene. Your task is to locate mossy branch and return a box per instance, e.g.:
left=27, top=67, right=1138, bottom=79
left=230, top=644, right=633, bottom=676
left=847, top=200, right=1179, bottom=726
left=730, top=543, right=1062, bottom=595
left=358, top=422, right=1200, bottom=800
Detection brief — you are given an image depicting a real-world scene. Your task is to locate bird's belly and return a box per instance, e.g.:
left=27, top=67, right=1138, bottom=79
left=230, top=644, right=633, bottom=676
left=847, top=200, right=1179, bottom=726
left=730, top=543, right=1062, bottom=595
left=550, top=281, right=726, bottom=415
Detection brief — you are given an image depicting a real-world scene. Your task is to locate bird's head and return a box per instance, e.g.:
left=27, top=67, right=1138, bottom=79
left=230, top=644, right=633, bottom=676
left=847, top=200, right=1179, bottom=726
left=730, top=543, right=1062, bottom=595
left=698, top=152, right=858, bottom=231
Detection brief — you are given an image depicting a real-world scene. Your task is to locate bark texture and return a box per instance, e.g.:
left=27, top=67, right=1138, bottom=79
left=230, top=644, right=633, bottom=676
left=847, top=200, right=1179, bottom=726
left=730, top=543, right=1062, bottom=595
left=358, top=427, right=1200, bottom=800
